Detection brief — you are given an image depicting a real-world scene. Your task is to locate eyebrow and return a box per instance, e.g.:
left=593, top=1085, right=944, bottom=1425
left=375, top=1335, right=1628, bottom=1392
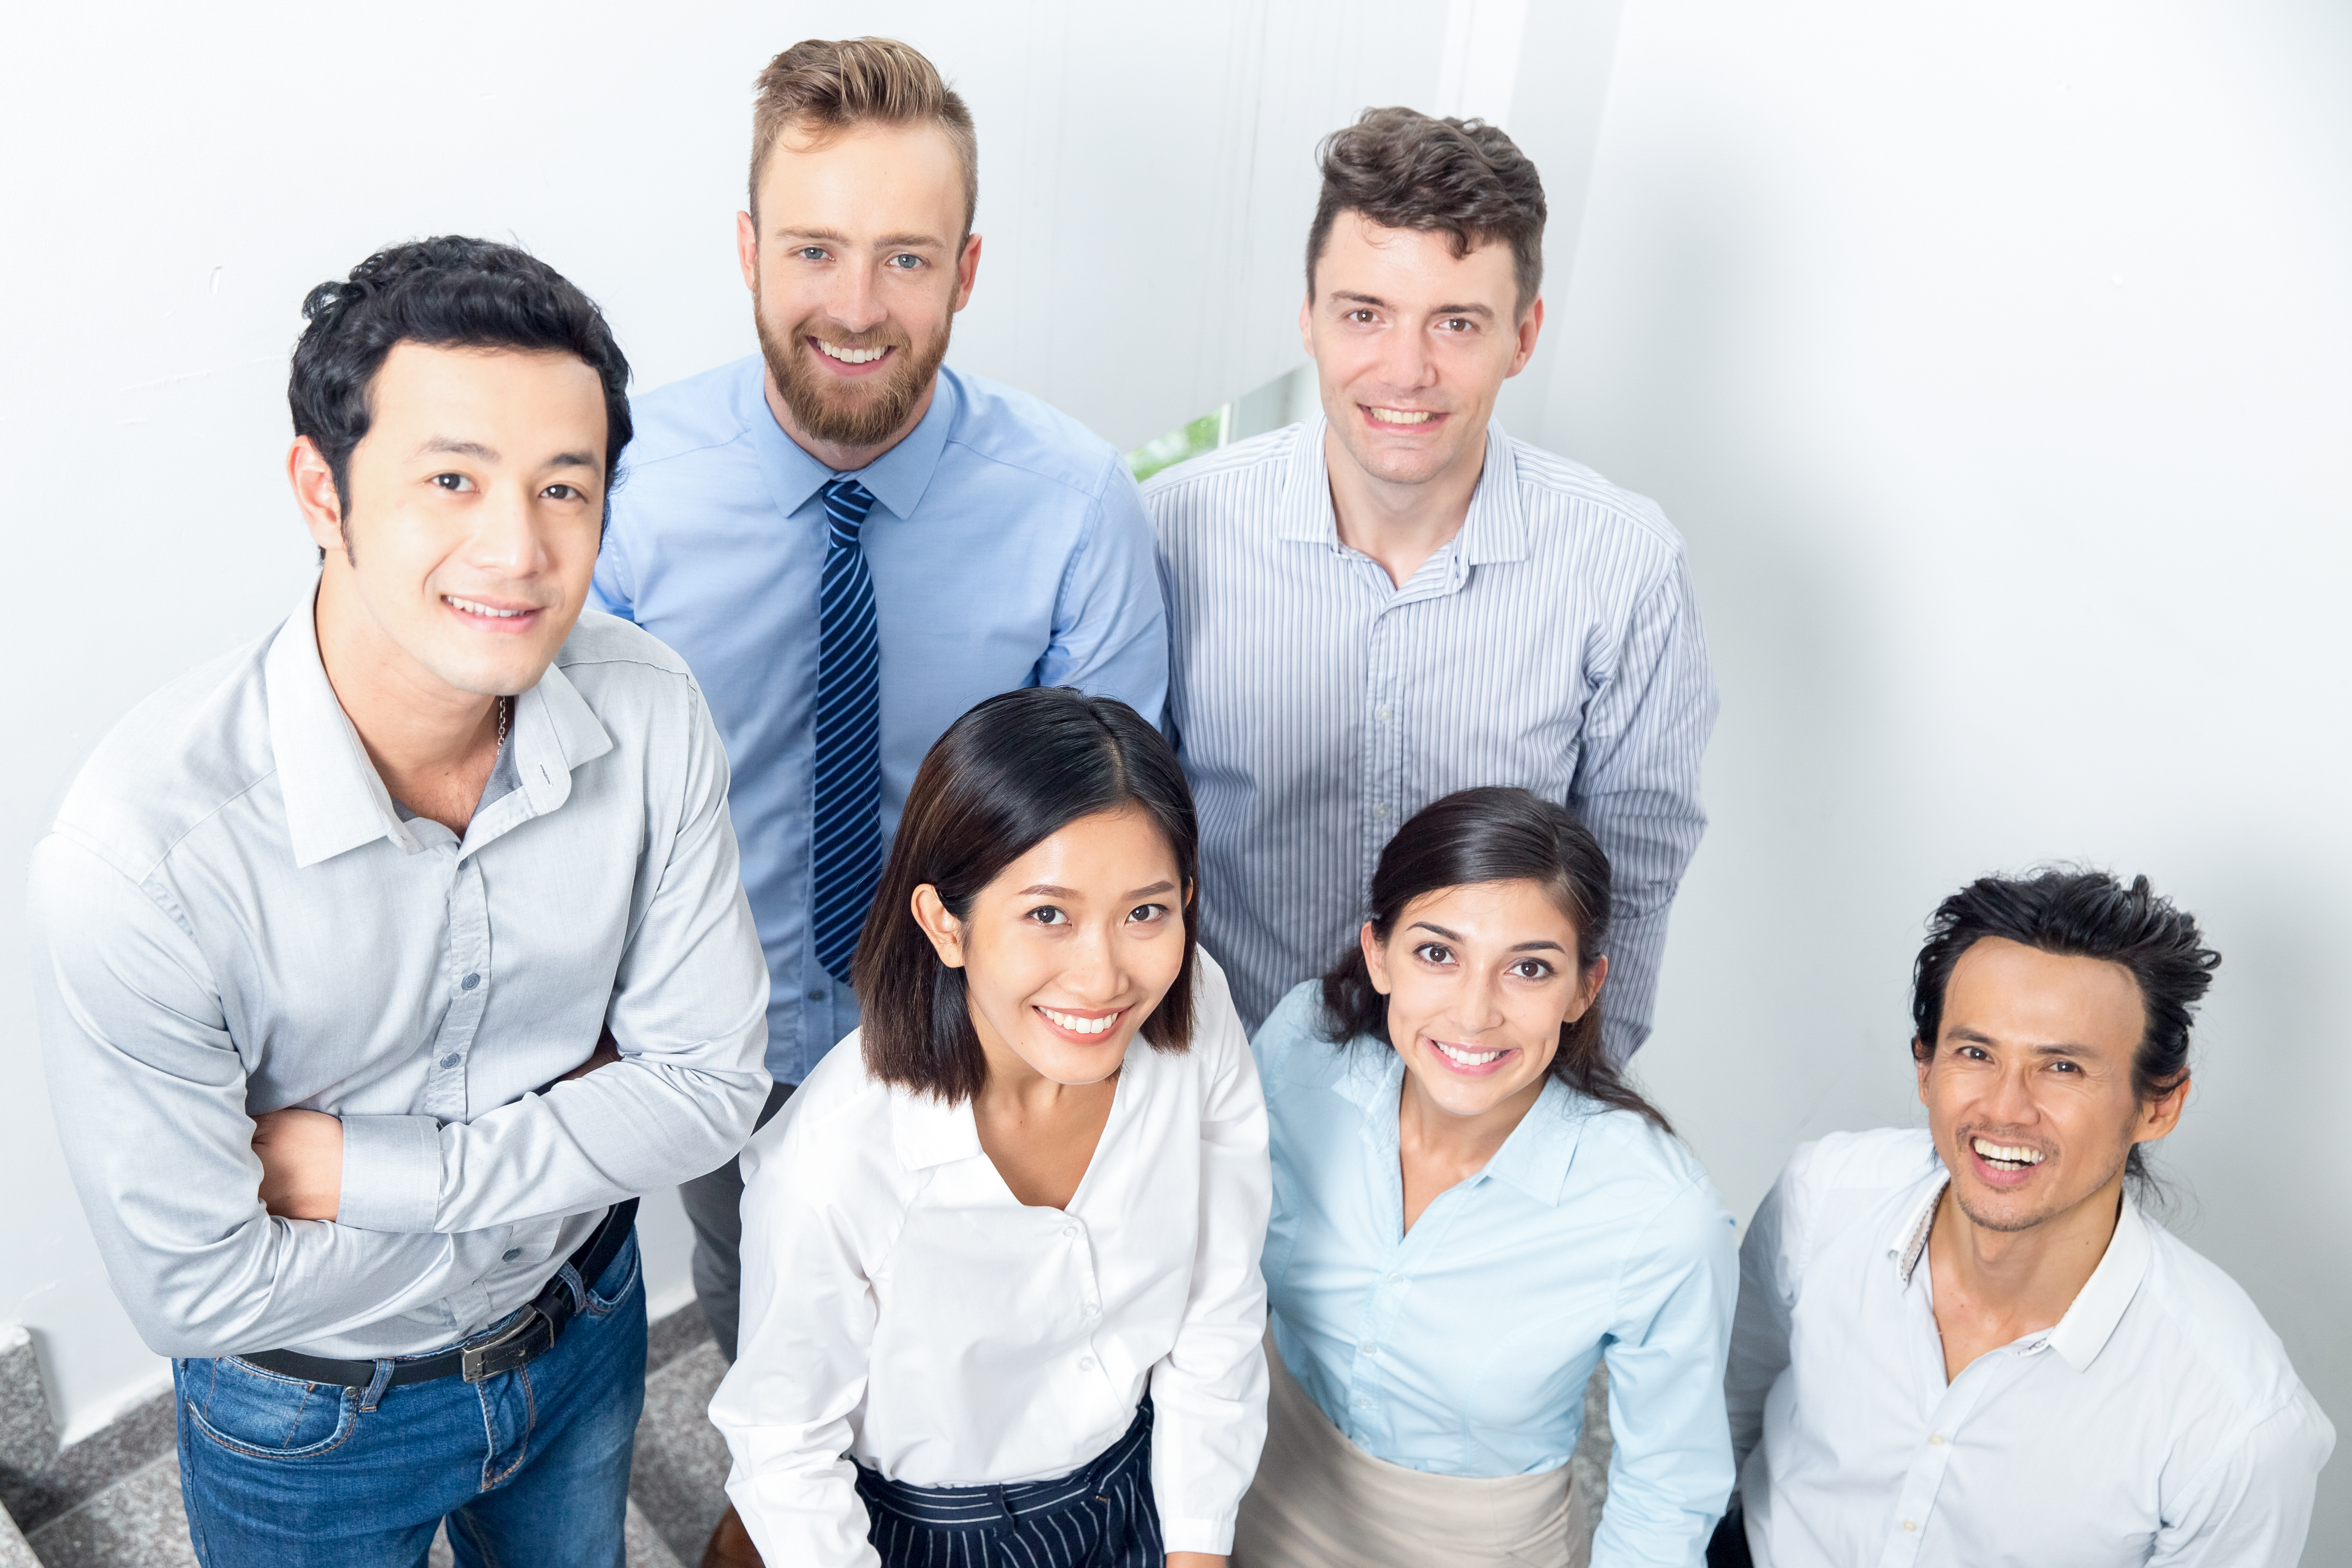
left=773, top=226, right=949, bottom=250
left=1945, top=1027, right=2095, bottom=1056
left=1406, top=920, right=1565, bottom=954
left=1431, top=302, right=1496, bottom=319
left=416, top=437, right=499, bottom=462
left=1018, top=880, right=1178, bottom=900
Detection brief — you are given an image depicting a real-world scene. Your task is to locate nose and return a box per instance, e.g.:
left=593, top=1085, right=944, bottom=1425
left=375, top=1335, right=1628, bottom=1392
left=1451, top=965, right=1507, bottom=1038
left=1057, top=921, right=1123, bottom=1006
left=1983, top=1057, right=2041, bottom=1128
left=467, top=481, right=544, bottom=579
left=1371, top=320, right=1439, bottom=396
left=824, top=260, right=890, bottom=337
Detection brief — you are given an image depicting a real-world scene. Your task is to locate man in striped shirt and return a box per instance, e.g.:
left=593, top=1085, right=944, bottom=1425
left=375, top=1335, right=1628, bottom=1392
left=1145, top=107, right=1716, bottom=1061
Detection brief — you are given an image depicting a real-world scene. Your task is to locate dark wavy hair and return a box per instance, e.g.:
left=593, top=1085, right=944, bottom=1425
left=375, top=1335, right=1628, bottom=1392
left=1307, top=106, right=1548, bottom=316
left=288, top=236, right=633, bottom=540
left=1318, top=787, right=1667, bottom=1130
left=852, top=688, right=1200, bottom=1103
left=1911, top=868, right=2219, bottom=1189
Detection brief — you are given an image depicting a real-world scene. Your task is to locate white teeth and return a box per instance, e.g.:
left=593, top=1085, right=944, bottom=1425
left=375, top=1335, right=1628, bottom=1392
left=1434, top=1041, right=1504, bottom=1068
left=816, top=340, right=889, bottom=365
left=1972, top=1137, right=2045, bottom=1166
left=1041, top=1008, right=1117, bottom=1036
left=446, top=596, right=527, bottom=618
left=1368, top=407, right=1436, bottom=424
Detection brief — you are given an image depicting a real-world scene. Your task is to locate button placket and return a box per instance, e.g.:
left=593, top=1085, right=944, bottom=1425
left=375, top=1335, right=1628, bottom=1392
left=423, top=856, right=493, bottom=1120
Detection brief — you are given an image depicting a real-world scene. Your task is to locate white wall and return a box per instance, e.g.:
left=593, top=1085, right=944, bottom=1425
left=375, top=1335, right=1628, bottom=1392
left=1536, top=0, right=2351, bottom=1544
left=0, top=0, right=1475, bottom=1444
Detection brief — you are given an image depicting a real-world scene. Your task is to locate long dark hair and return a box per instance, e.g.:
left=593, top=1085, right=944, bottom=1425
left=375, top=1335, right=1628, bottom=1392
left=1319, top=786, right=1668, bottom=1131
left=852, top=687, right=1200, bottom=1102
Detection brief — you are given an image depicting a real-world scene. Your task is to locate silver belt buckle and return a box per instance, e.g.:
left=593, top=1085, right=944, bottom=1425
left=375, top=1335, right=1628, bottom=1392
left=460, top=1307, right=554, bottom=1383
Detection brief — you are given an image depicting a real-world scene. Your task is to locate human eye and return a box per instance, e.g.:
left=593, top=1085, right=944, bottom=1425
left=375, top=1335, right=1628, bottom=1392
left=1438, top=317, right=1476, bottom=333
left=541, top=482, right=586, bottom=502
left=429, top=472, right=474, bottom=493
left=1509, top=958, right=1554, bottom=981
left=1025, top=905, right=1069, bottom=927
left=1127, top=902, right=1169, bottom=925
left=1412, top=942, right=1455, bottom=966
left=797, top=245, right=829, bottom=262
left=1346, top=308, right=1377, bottom=325
left=887, top=252, right=924, bottom=271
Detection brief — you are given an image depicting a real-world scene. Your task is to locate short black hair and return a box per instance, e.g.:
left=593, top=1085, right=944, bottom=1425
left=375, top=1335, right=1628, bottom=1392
left=288, top=236, right=633, bottom=528
left=1307, top=106, right=1547, bottom=317
left=852, top=687, right=1201, bottom=1103
left=1911, top=868, right=2220, bottom=1188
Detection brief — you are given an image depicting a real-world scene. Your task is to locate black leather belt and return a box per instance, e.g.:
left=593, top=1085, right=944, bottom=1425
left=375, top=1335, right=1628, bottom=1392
left=238, top=1199, right=638, bottom=1388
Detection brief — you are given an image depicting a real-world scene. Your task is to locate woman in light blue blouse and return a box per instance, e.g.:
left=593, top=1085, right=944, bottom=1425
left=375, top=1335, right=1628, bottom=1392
left=1233, top=787, right=1737, bottom=1568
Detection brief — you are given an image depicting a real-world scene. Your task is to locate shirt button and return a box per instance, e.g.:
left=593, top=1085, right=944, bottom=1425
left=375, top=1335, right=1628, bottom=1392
left=1079, top=1357, right=1096, bottom=1372
left=461, top=973, right=481, bottom=991
left=1386, top=1271, right=1402, bottom=1284
left=1375, top=705, right=1393, bottom=724
left=1929, top=1433, right=1946, bottom=1446
left=1372, top=802, right=1391, bottom=820
left=806, top=988, right=827, bottom=1001
left=502, top=1248, right=521, bottom=1262
left=1063, top=1226, right=1078, bottom=1238
left=1902, top=1521, right=1917, bottom=1533
left=439, top=1054, right=462, bottom=1069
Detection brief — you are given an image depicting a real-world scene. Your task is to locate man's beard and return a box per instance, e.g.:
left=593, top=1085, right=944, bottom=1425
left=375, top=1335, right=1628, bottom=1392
left=756, top=292, right=952, bottom=450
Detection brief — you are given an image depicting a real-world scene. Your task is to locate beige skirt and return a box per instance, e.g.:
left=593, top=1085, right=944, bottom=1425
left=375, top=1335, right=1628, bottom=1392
left=1234, top=1337, right=1591, bottom=1568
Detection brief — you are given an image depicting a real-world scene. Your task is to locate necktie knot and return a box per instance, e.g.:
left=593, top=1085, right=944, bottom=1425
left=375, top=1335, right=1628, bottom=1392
left=824, top=476, right=877, bottom=549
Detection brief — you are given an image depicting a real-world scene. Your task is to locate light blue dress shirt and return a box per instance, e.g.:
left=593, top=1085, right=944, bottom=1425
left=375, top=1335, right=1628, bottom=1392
left=593, top=358, right=1168, bottom=1083
left=1253, top=981, right=1739, bottom=1567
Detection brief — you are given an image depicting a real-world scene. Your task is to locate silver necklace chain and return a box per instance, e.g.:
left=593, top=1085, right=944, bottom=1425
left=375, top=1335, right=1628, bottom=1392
left=495, top=695, right=510, bottom=752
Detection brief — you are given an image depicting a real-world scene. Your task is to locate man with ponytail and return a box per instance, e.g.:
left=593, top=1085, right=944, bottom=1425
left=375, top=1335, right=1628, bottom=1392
left=1718, top=869, right=2334, bottom=1567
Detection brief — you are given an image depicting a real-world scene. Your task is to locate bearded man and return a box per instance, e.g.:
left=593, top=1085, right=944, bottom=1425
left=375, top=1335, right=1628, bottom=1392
left=588, top=37, right=1165, bottom=1567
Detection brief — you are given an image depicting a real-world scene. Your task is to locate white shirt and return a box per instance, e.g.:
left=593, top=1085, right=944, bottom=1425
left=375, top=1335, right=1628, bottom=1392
left=27, top=588, right=771, bottom=1358
left=1726, top=1129, right=2335, bottom=1568
left=709, top=952, right=1271, bottom=1566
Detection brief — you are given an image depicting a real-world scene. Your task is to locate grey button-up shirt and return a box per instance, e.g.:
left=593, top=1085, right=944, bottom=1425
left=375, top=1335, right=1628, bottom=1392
left=1146, top=417, right=1716, bottom=1060
left=28, top=590, right=770, bottom=1359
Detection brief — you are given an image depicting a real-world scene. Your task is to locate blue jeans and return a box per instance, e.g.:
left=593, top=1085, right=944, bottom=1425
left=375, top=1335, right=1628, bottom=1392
left=174, top=1230, right=645, bottom=1568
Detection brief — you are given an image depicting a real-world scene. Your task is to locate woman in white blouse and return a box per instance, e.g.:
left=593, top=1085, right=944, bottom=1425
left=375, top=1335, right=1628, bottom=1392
left=709, top=687, right=1271, bottom=1568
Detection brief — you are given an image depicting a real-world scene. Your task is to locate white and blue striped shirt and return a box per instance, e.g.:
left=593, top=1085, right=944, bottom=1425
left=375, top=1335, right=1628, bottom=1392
left=1145, top=417, right=1715, bottom=1061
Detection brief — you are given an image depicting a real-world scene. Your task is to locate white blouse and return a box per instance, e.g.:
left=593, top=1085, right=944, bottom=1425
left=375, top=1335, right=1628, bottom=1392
left=709, top=953, right=1272, bottom=1566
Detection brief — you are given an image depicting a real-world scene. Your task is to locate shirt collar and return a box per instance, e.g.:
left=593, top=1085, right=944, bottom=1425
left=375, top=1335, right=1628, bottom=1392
left=1326, top=1038, right=1586, bottom=1205
left=1276, top=414, right=1531, bottom=570
left=890, top=1083, right=983, bottom=1171
left=1885, top=1171, right=2155, bottom=1371
left=266, top=584, right=614, bottom=869
left=738, top=355, right=959, bottom=526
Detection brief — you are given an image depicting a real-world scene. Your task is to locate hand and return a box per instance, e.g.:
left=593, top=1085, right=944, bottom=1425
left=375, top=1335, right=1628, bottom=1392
left=251, top=1108, right=344, bottom=1221
left=1166, top=1556, right=1227, bottom=1568
left=558, top=1027, right=623, bottom=1083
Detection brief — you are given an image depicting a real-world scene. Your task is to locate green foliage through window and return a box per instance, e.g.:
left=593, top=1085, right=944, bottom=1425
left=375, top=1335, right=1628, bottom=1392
left=1126, top=409, right=1227, bottom=482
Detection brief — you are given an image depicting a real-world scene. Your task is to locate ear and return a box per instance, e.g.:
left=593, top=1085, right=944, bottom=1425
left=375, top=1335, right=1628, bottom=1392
left=1914, top=1035, right=1934, bottom=1105
left=2133, top=1071, right=2191, bottom=1146
left=288, top=437, right=348, bottom=558
left=1298, top=294, right=1315, bottom=359
left=911, top=884, right=965, bottom=968
left=1505, top=294, right=1545, bottom=379
left=1564, top=952, right=1608, bottom=1023
left=952, top=232, right=982, bottom=313
left=1359, top=921, right=1393, bottom=995
left=736, top=210, right=760, bottom=295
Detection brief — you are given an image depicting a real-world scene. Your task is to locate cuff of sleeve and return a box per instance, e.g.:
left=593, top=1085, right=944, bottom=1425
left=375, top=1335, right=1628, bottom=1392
left=335, top=1114, right=442, bottom=1232
left=1161, top=1516, right=1236, bottom=1555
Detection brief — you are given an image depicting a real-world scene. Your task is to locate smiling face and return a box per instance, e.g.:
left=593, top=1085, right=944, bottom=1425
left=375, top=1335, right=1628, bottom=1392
left=738, top=119, right=980, bottom=458
left=1302, top=211, right=1541, bottom=493
left=296, top=341, right=607, bottom=702
left=1917, top=937, right=2186, bottom=1234
left=1363, top=878, right=1604, bottom=1125
left=914, top=809, right=1191, bottom=1088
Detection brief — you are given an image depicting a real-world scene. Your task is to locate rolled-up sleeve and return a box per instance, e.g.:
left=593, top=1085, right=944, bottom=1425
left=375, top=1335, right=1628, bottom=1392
left=29, top=838, right=468, bottom=1357
left=1569, top=558, right=1716, bottom=1066
left=336, top=677, right=770, bottom=1236
left=1149, top=961, right=1273, bottom=1554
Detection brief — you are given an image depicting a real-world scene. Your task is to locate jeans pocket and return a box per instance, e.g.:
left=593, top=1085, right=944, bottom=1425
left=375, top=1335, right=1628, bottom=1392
left=581, top=1230, right=640, bottom=1317
left=182, top=1357, right=358, bottom=1460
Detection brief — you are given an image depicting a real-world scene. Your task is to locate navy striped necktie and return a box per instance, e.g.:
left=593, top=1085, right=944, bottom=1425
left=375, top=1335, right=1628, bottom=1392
left=811, top=477, right=885, bottom=984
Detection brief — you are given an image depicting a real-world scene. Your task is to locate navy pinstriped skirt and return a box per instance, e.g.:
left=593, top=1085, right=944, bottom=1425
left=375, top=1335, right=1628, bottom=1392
left=855, top=1398, right=1162, bottom=1568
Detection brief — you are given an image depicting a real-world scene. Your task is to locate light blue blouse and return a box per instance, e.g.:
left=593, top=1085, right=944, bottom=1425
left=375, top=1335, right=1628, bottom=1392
left=1253, top=981, right=1738, bottom=1566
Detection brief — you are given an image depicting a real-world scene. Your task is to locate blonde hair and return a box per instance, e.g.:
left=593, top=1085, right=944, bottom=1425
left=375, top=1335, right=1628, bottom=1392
left=750, top=37, right=978, bottom=239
